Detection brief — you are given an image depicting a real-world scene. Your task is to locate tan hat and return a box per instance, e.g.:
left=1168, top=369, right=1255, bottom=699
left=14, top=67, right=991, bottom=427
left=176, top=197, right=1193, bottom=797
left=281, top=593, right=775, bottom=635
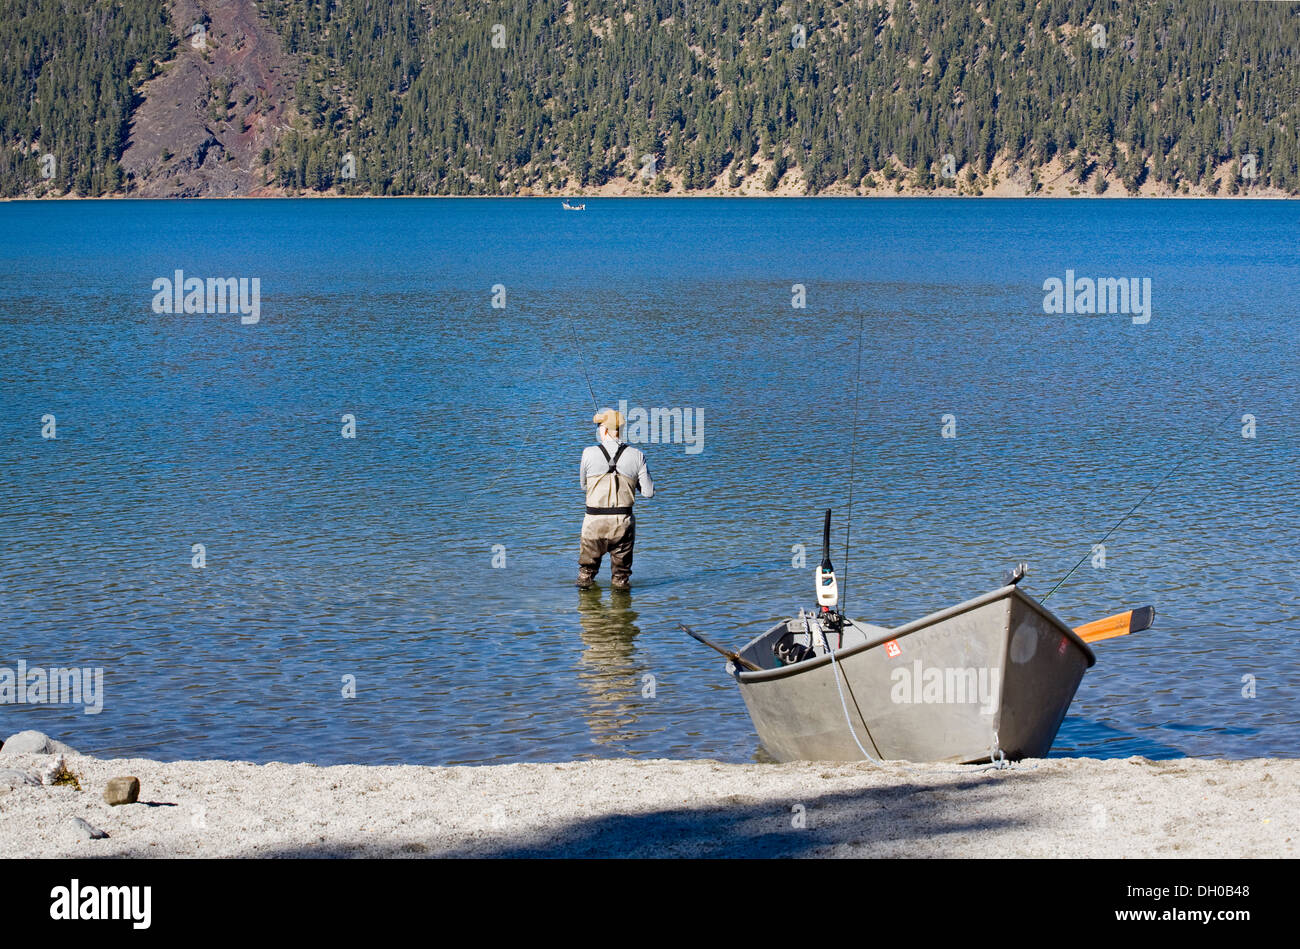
left=593, top=407, right=625, bottom=432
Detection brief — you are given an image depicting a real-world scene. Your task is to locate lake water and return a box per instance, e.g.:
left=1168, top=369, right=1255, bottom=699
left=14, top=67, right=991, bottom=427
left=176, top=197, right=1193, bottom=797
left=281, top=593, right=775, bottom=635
left=1, top=197, right=1296, bottom=765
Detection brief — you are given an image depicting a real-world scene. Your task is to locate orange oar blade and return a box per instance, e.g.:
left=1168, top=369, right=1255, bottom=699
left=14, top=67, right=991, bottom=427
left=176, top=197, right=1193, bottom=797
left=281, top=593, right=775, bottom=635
left=1075, top=606, right=1156, bottom=644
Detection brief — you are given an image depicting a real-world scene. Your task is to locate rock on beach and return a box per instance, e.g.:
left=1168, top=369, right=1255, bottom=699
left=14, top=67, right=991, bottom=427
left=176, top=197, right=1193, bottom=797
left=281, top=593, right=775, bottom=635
left=0, top=730, right=77, bottom=756
left=104, top=776, right=140, bottom=806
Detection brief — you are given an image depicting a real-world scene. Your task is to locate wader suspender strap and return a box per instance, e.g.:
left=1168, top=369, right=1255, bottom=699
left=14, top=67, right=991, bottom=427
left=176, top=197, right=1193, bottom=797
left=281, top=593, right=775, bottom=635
left=586, top=444, right=634, bottom=515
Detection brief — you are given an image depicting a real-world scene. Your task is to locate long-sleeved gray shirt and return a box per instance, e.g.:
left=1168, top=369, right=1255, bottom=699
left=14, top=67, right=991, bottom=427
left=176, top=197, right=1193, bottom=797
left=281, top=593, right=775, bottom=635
left=579, top=434, right=654, bottom=499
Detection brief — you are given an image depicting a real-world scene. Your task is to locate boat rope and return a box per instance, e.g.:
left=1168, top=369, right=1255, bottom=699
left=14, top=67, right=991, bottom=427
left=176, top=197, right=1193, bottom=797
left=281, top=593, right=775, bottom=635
left=841, top=310, right=867, bottom=616
left=819, top=624, right=1018, bottom=776
left=1041, top=411, right=1232, bottom=602
left=818, top=625, right=882, bottom=764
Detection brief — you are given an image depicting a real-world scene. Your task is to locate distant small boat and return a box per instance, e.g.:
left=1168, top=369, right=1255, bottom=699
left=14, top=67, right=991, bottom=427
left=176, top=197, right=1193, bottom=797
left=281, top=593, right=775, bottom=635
left=562, top=200, right=586, bottom=210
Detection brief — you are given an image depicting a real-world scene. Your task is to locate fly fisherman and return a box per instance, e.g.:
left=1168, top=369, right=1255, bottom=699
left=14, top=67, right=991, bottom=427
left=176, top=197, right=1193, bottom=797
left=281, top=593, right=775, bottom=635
left=578, top=408, right=654, bottom=590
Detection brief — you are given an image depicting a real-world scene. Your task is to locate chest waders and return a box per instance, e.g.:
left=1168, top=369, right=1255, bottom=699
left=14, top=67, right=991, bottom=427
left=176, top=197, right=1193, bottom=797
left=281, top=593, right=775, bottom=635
left=585, top=443, right=635, bottom=515
left=578, top=443, right=637, bottom=587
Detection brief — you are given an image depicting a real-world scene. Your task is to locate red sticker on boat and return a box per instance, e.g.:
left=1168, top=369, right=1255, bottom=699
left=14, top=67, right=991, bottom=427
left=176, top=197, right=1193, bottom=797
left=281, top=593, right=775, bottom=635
left=885, top=640, right=901, bottom=658
left=1058, top=636, right=1068, bottom=654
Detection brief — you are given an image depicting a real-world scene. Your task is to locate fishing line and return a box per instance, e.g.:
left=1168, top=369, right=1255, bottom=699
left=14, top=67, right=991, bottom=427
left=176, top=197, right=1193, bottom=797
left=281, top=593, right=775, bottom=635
left=564, top=312, right=599, bottom=409
left=471, top=324, right=572, bottom=496
left=823, top=311, right=1017, bottom=776
left=841, top=310, right=867, bottom=615
left=474, top=310, right=598, bottom=495
left=1041, top=410, right=1234, bottom=602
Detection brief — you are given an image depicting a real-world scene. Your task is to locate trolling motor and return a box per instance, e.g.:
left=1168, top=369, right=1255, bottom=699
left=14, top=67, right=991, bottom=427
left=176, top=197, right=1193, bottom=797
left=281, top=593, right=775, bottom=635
left=774, top=509, right=846, bottom=664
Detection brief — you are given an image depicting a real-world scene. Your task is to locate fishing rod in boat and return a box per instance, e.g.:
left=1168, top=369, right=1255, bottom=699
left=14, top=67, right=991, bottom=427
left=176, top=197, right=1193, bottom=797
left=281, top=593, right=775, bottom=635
left=817, top=509, right=847, bottom=650
left=1041, top=411, right=1233, bottom=602
left=793, top=310, right=866, bottom=658
left=841, top=311, right=867, bottom=617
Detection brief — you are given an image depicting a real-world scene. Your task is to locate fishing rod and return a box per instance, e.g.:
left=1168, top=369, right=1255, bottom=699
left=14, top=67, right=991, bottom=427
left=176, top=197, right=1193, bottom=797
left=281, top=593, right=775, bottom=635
left=1040, top=411, right=1233, bottom=602
left=841, top=310, right=867, bottom=615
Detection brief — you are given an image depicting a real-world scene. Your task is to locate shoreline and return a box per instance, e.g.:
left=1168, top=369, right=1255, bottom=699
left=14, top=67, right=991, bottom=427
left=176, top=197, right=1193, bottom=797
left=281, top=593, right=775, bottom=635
left=3, top=192, right=1297, bottom=202
left=3, top=748, right=1295, bottom=858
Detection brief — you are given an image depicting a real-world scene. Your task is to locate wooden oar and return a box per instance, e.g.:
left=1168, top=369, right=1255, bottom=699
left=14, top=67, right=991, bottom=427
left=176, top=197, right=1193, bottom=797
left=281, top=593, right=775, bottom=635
left=679, top=623, right=763, bottom=671
left=1074, top=606, right=1156, bottom=644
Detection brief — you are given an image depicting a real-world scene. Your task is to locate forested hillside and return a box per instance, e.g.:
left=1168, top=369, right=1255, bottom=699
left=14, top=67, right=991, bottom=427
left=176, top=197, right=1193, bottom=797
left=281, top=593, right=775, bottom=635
left=3, top=0, right=1298, bottom=197
left=0, top=0, right=172, bottom=195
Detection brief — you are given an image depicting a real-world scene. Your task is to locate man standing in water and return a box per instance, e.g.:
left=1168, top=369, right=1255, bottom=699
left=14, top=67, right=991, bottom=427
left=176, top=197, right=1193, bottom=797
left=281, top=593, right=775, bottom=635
left=578, top=408, right=654, bottom=590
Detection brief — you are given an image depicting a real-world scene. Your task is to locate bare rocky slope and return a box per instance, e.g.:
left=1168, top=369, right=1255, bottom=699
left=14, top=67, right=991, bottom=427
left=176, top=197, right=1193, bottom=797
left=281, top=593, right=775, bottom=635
left=119, top=0, right=295, bottom=197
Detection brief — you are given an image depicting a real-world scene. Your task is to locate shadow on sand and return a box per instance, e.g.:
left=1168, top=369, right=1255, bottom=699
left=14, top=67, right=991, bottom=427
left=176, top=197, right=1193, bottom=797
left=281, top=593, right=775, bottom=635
left=243, top=771, right=1040, bottom=858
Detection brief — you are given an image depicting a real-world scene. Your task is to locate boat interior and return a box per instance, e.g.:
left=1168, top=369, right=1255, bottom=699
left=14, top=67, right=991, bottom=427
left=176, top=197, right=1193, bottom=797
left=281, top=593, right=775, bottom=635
left=738, top=613, right=892, bottom=671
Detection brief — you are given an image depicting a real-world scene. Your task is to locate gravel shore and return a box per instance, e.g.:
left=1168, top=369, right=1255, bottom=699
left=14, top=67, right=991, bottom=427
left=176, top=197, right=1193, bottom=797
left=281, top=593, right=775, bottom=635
left=2, top=748, right=1294, bottom=858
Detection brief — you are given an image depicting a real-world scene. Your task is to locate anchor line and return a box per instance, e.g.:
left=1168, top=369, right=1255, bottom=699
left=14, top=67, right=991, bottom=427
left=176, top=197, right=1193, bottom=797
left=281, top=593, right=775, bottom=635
left=1041, top=410, right=1235, bottom=602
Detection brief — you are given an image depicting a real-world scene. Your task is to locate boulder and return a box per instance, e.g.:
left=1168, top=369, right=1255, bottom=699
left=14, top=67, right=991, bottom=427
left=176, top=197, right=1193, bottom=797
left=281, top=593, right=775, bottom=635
left=0, top=730, right=53, bottom=755
left=0, top=730, right=78, bottom=756
left=104, top=776, right=140, bottom=806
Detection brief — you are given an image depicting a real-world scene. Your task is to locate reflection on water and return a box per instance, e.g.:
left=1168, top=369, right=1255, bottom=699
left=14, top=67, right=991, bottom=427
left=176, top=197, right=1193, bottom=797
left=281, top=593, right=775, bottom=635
left=575, top=588, right=646, bottom=751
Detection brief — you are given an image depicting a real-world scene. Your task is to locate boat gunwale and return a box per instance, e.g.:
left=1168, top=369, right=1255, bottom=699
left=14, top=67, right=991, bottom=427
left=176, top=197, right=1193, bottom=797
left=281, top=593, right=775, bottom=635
left=730, top=584, right=1096, bottom=683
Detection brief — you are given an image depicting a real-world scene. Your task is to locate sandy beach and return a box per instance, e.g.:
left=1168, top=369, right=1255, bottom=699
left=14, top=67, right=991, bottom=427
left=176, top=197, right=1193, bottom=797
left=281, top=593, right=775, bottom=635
left=2, top=743, right=1294, bottom=858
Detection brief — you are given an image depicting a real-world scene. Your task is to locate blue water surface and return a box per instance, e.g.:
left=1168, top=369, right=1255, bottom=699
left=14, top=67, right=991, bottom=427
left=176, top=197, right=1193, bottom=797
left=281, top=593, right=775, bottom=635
left=0, top=197, right=1296, bottom=764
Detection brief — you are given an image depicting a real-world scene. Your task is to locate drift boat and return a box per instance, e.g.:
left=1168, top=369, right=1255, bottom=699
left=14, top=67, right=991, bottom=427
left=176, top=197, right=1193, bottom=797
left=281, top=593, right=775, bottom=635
left=726, top=583, right=1093, bottom=763
left=683, top=511, right=1152, bottom=764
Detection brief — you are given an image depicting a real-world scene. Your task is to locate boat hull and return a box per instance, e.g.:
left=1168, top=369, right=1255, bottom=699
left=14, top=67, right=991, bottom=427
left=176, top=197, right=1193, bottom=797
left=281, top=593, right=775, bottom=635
left=730, top=586, right=1094, bottom=763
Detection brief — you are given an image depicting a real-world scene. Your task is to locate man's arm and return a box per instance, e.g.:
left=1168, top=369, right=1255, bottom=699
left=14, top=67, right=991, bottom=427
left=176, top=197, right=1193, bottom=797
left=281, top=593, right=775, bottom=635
left=636, top=455, right=654, bottom=498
